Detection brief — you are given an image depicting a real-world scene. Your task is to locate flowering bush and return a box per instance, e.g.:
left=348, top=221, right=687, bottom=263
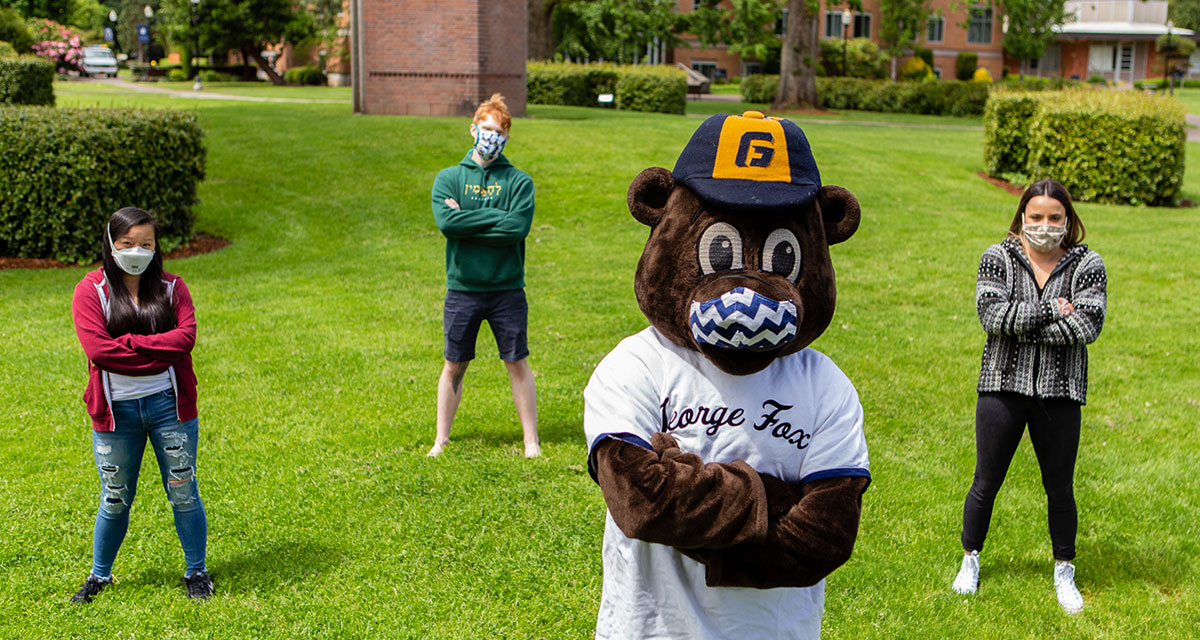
left=29, top=19, right=83, bottom=73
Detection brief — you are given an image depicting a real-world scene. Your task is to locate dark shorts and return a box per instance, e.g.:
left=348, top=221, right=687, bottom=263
left=443, top=289, right=529, bottom=363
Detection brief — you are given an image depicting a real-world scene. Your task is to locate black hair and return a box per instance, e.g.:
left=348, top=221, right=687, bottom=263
left=1007, top=178, right=1086, bottom=247
left=102, top=207, right=176, bottom=337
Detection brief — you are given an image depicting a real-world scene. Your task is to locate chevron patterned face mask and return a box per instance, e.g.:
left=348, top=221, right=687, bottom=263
left=689, top=287, right=798, bottom=350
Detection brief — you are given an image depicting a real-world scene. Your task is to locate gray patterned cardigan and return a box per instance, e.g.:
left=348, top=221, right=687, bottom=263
left=976, top=237, right=1107, bottom=404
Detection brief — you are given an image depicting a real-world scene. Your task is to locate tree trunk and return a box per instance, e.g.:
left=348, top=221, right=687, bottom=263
left=245, top=45, right=287, bottom=86
left=890, top=56, right=897, bottom=81
left=527, top=0, right=555, bottom=60
left=773, top=0, right=819, bottom=109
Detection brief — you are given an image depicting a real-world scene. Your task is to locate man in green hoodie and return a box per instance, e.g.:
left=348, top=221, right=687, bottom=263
left=429, top=93, right=540, bottom=458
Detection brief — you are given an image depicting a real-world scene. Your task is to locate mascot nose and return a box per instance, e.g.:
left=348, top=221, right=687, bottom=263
left=690, top=287, right=798, bottom=350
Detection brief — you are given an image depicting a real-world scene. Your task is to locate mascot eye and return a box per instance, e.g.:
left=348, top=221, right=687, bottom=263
left=698, top=223, right=744, bottom=275
left=762, top=228, right=801, bottom=281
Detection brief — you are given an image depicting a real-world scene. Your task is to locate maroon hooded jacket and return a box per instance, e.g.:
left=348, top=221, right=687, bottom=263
left=71, top=269, right=198, bottom=432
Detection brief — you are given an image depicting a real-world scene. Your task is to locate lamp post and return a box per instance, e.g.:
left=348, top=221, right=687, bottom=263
left=1165, top=20, right=1175, bottom=95
left=191, top=0, right=201, bottom=90
left=842, top=7, right=852, bottom=76
left=108, top=9, right=118, bottom=52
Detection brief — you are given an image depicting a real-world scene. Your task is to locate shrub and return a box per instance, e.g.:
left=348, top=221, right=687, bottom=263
left=740, top=73, right=778, bottom=103
left=0, top=107, right=206, bottom=263
left=167, top=68, right=187, bottom=82
left=1026, top=91, right=1185, bottom=205
left=28, top=19, right=82, bottom=73
left=972, top=67, right=993, bottom=83
left=899, top=56, right=933, bottom=82
left=0, top=55, right=54, bottom=105
left=816, top=77, right=988, bottom=115
left=956, top=51, right=978, bottom=81
left=527, top=61, right=618, bottom=106
left=283, top=64, right=326, bottom=86
left=0, top=41, right=16, bottom=58
left=198, top=69, right=235, bottom=82
left=914, top=46, right=934, bottom=68
left=615, top=66, right=686, bottom=115
left=997, top=76, right=1083, bottom=92
left=0, top=8, right=33, bottom=53
left=1087, top=73, right=1107, bottom=84
left=527, top=62, right=686, bottom=114
left=817, top=38, right=888, bottom=79
left=983, top=92, right=1041, bottom=176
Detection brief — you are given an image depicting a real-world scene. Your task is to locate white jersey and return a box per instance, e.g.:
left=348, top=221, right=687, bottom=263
left=583, top=327, right=870, bottom=640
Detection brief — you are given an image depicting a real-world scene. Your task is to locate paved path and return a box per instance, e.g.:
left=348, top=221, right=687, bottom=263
left=81, top=77, right=351, bottom=104
left=1187, top=114, right=1200, bottom=142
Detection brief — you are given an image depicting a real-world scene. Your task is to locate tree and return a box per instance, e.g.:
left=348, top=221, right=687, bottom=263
left=0, top=0, right=71, bottom=23
left=879, top=0, right=929, bottom=80
left=774, top=0, right=820, bottom=109
left=684, top=0, right=783, bottom=69
left=997, top=0, right=1072, bottom=79
left=159, top=0, right=314, bottom=84
left=551, top=0, right=682, bottom=63
left=1168, top=0, right=1200, bottom=32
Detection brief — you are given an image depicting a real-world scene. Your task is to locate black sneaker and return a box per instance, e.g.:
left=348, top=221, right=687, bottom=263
left=184, top=571, right=214, bottom=599
left=70, top=574, right=111, bottom=604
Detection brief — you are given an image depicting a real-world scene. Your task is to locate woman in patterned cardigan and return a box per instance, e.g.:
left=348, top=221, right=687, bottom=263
left=951, top=179, right=1107, bottom=614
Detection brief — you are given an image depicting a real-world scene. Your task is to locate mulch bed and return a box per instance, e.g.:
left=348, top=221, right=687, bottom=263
left=0, top=234, right=230, bottom=270
left=977, top=171, right=1025, bottom=196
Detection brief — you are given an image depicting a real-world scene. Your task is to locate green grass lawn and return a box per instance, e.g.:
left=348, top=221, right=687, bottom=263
left=1, top=83, right=1196, bottom=638
left=1168, top=87, right=1200, bottom=116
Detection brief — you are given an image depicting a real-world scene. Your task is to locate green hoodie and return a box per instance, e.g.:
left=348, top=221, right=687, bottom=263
left=431, top=151, right=536, bottom=292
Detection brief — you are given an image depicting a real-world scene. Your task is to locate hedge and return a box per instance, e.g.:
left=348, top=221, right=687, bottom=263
left=0, top=107, right=206, bottom=263
left=0, top=55, right=54, bottom=106
left=1027, top=91, right=1185, bottom=205
left=283, top=65, right=327, bottom=86
left=983, top=90, right=1186, bottom=205
left=740, top=73, right=777, bottom=102
left=131, top=63, right=258, bottom=81
left=527, top=62, right=686, bottom=114
left=983, top=92, right=1040, bottom=176
left=615, top=67, right=686, bottom=114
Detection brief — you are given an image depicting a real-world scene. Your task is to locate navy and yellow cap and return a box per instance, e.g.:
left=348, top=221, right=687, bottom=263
left=672, top=111, right=821, bottom=212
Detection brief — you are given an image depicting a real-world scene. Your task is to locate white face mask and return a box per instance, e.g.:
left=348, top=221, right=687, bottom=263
left=473, top=128, right=508, bottom=161
left=108, top=224, right=155, bottom=275
left=1023, top=223, right=1067, bottom=253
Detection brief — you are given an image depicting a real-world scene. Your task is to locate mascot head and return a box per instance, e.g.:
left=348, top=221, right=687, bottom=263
left=627, top=111, right=860, bottom=375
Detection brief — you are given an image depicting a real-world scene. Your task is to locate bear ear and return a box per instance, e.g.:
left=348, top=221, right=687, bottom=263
left=628, top=167, right=675, bottom=227
left=817, top=185, right=861, bottom=246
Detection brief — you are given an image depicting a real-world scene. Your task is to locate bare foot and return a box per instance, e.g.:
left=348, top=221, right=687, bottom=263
left=427, top=441, right=449, bottom=457
left=524, top=441, right=542, bottom=458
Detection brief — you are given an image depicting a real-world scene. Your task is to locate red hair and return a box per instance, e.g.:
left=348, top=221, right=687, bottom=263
left=473, top=93, right=512, bottom=133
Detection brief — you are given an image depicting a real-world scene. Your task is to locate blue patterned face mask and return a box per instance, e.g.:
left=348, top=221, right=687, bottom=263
left=474, top=128, right=508, bottom=161
left=690, top=287, right=798, bottom=350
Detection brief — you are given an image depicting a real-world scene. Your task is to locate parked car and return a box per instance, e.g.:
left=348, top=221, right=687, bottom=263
left=80, top=46, right=118, bottom=78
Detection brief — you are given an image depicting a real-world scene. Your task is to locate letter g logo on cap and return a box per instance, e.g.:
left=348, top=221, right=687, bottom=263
left=712, top=116, right=791, bottom=183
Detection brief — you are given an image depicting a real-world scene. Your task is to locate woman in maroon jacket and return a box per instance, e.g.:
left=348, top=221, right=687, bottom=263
left=69, top=207, right=212, bottom=602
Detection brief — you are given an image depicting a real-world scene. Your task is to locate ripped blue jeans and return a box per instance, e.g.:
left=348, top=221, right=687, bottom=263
left=91, top=389, right=206, bottom=579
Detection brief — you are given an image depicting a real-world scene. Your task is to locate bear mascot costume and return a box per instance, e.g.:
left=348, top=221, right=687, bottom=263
left=583, top=111, right=871, bottom=639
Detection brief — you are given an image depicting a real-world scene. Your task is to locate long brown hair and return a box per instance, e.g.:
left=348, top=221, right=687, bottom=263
left=1007, top=178, right=1086, bottom=247
left=102, top=207, right=176, bottom=337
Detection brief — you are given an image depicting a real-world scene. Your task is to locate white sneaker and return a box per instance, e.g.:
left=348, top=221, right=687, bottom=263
left=952, top=551, right=980, bottom=594
left=1054, top=562, right=1084, bottom=614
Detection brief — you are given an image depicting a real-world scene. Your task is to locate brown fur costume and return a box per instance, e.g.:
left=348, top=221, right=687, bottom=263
left=591, top=114, right=869, bottom=591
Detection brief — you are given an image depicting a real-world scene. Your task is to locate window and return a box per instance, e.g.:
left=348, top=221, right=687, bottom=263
left=776, top=8, right=788, bottom=36
left=933, top=66, right=942, bottom=79
left=692, top=61, right=717, bottom=80
left=854, top=13, right=871, bottom=38
left=824, top=11, right=843, bottom=39
left=967, top=6, right=992, bottom=44
left=1089, top=44, right=1114, bottom=71
left=927, top=16, right=944, bottom=43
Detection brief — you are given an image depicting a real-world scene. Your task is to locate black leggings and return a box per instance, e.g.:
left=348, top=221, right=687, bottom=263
left=961, top=392, right=1081, bottom=561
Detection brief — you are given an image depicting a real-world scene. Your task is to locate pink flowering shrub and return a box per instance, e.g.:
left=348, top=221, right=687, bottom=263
left=29, top=19, right=83, bottom=73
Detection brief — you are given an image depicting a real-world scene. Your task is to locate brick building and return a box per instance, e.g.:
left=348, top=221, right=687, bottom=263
left=673, top=0, right=1193, bottom=85
left=348, top=0, right=527, bottom=116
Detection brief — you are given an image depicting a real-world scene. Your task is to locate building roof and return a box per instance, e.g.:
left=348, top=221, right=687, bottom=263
left=1055, top=22, right=1196, bottom=38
